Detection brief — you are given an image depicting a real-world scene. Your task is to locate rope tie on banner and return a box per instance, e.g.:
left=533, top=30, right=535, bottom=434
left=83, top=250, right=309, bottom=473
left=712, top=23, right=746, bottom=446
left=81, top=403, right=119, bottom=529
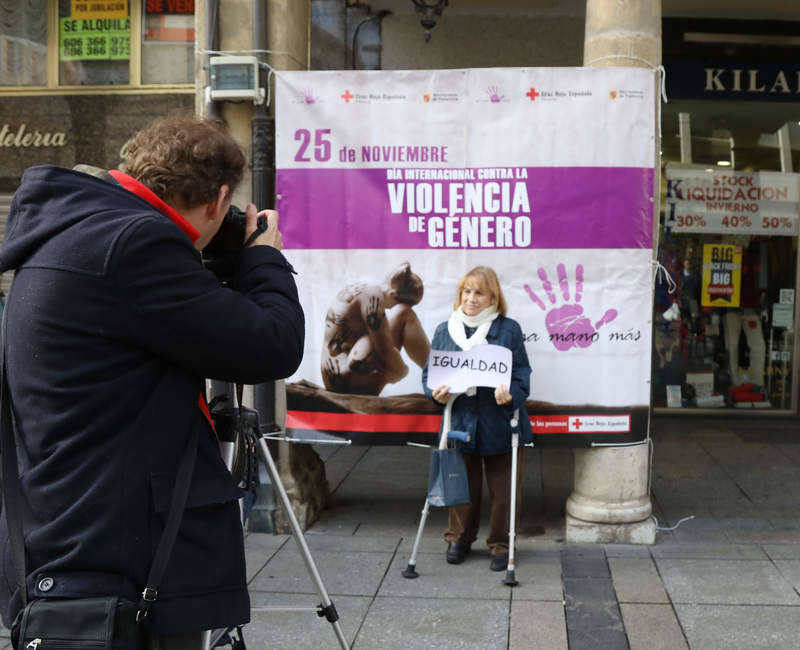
left=588, top=55, right=668, bottom=294
left=585, top=55, right=668, bottom=140
left=652, top=259, right=677, bottom=294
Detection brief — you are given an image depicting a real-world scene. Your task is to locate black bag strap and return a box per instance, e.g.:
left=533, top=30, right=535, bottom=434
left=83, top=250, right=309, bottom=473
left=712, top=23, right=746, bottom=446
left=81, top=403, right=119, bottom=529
left=0, top=299, right=201, bottom=622
left=136, top=411, right=200, bottom=622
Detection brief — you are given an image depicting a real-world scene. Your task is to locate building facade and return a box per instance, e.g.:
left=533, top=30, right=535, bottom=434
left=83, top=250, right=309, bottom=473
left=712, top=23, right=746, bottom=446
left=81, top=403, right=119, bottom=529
left=2, top=0, right=795, bottom=416
left=0, top=0, right=196, bottom=294
left=1, top=0, right=797, bottom=544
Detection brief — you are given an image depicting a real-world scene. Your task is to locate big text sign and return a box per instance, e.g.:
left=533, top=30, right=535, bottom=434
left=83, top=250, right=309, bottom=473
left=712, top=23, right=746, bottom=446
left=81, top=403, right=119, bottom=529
left=276, top=68, right=655, bottom=446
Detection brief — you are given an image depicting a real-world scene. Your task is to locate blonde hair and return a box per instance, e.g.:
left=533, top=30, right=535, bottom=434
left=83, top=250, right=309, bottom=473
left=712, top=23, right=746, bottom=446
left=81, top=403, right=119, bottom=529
left=453, top=266, right=507, bottom=316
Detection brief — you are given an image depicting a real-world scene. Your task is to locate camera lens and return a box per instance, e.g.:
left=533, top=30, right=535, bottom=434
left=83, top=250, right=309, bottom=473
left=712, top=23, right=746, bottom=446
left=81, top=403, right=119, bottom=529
left=202, top=205, right=269, bottom=288
left=225, top=204, right=246, bottom=226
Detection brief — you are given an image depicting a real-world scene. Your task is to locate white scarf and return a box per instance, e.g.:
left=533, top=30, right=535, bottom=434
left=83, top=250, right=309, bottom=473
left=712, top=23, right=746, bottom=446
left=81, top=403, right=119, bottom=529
left=447, top=305, right=498, bottom=351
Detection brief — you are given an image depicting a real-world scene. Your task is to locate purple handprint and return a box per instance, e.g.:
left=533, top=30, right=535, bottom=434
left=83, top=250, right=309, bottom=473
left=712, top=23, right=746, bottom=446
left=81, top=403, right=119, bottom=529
left=486, top=86, right=504, bottom=103
left=303, top=88, right=318, bottom=104
left=524, top=263, right=618, bottom=351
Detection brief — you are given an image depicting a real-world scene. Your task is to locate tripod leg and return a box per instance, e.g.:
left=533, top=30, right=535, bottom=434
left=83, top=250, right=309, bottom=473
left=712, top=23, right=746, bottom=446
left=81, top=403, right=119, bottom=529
left=256, top=437, right=350, bottom=650
left=402, top=497, right=431, bottom=578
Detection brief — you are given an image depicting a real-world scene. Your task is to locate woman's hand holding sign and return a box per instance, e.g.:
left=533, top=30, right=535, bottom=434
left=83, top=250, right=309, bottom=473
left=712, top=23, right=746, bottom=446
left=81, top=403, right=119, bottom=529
left=432, top=384, right=452, bottom=405
left=494, top=383, right=512, bottom=405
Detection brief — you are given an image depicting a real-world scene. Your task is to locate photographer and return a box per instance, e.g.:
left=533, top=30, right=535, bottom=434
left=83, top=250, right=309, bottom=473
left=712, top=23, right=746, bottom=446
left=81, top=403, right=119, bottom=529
left=0, top=115, right=304, bottom=648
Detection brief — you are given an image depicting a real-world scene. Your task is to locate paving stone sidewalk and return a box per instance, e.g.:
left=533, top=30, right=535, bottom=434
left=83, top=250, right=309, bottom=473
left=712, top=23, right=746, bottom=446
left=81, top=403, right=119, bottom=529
left=2, top=415, right=799, bottom=649
left=242, top=415, right=800, bottom=650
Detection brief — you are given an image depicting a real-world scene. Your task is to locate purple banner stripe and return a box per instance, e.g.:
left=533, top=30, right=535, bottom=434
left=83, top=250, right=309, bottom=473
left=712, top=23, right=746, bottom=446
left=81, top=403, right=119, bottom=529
left=277, top=167, right=654, bottom=250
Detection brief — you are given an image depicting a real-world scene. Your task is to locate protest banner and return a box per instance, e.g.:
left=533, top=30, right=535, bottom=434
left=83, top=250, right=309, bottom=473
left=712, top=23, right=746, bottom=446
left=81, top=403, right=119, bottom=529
left=276, top=67, right=655, bottom=446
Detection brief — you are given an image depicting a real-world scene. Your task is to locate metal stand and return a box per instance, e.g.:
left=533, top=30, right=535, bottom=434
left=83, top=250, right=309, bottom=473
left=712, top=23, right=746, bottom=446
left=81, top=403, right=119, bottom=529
left=207, top=385, right=349, bottom=650
left=248, top=435, right=349, bottom=649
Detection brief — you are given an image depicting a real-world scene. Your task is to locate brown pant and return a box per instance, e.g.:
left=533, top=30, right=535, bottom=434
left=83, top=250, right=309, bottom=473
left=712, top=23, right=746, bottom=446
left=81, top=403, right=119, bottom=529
left=445, top=450, right=524, bottom=555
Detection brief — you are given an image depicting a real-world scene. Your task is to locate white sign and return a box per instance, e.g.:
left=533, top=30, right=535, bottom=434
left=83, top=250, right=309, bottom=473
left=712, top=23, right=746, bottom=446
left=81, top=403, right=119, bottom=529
left=772, top=303, right=794, bottom=328
left=665, top=167, right=800, bottom=236
left=426, top=344, right=512, bottom=393
left=567, top=415, right=630, bottom=433
left=666, top=384, right=682, bottom=408
left=779, top=288, right=795, bottom=305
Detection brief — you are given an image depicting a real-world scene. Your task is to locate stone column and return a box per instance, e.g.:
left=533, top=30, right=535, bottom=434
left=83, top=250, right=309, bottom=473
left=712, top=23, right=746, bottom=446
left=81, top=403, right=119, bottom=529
left=565, top=0, right=661, bottom=545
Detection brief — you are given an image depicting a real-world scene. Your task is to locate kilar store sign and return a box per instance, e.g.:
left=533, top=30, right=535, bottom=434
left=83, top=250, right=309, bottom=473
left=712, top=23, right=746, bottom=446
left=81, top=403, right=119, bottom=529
left=0, top=124, right=68, bottom=148
left=666, top=62, right=800, bottom=102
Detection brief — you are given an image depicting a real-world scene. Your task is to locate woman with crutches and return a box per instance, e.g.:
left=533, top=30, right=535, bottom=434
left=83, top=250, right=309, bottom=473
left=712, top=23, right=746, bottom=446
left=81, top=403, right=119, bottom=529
left=422, top=266, right=533, bottom=572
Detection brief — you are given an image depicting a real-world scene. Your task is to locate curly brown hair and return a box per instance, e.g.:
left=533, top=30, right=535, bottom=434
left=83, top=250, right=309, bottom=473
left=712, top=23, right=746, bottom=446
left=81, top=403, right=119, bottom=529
left=120, top=113, right=246, bottom=208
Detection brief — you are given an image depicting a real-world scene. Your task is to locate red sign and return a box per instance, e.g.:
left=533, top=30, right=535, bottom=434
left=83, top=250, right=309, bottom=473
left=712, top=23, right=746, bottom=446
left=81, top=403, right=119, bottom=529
left=146, top=0, right=194, bottom=14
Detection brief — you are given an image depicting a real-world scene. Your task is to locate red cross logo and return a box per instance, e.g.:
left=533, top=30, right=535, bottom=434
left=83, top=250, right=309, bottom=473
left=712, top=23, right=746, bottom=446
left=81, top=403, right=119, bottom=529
left=526, top=88, right=540, bottom=101
left=341, top=90, right=354, bottom=103
left=571, top=418, right=583, bottom=429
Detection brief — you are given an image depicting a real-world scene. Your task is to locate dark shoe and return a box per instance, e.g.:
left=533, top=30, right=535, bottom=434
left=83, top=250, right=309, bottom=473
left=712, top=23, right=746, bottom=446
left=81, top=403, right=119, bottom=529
left=490, top=553, right=509, bottom=571
left=446, top=542, right=470, bottom=564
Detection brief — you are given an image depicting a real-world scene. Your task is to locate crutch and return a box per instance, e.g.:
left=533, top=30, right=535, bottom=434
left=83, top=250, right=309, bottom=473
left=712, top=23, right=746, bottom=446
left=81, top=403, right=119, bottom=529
left=402, top=394, right=470, bottom=579
left=503, top=408, right=521, bottom=587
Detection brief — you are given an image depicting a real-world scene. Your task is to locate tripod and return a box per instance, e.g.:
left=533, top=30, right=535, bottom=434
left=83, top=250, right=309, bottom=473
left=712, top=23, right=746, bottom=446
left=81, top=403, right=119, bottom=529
left=206, top=381, right=350, bottom=650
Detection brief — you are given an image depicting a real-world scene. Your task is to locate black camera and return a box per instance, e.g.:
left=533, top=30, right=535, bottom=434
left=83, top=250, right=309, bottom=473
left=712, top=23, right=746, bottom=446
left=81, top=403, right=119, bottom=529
left=202, top=205, right=267, bottom=287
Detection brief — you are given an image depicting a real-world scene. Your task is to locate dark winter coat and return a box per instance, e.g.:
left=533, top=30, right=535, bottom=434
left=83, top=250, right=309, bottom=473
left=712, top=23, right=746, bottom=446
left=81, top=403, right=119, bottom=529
left=422, top=315, right=533, bottom=455
left=0, top=165, right=304, bottom=633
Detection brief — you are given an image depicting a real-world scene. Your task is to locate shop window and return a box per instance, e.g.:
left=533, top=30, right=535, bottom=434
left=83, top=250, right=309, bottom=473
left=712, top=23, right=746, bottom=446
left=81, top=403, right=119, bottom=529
left=0, top=1, right=194, bottom=89
left=657, top=94, right=800, bottom=412
left=58, top=0, right=130, bottom=85
left=0, top=0, right=48, bottom=85
left=655, top=163, right=798, bottom=410
left=142, top=0, right=194, bottom=84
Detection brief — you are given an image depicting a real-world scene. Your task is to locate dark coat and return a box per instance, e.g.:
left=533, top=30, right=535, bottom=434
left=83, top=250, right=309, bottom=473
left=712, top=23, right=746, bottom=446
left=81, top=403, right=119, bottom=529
left=422, top=315, right=533, bottom=455
left=0, top=165, right=305, bottom=633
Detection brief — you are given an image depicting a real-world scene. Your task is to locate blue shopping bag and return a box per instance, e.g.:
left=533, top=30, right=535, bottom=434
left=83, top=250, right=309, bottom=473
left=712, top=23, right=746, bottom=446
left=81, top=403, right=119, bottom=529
left=427, top=446, right=470, bottom=507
